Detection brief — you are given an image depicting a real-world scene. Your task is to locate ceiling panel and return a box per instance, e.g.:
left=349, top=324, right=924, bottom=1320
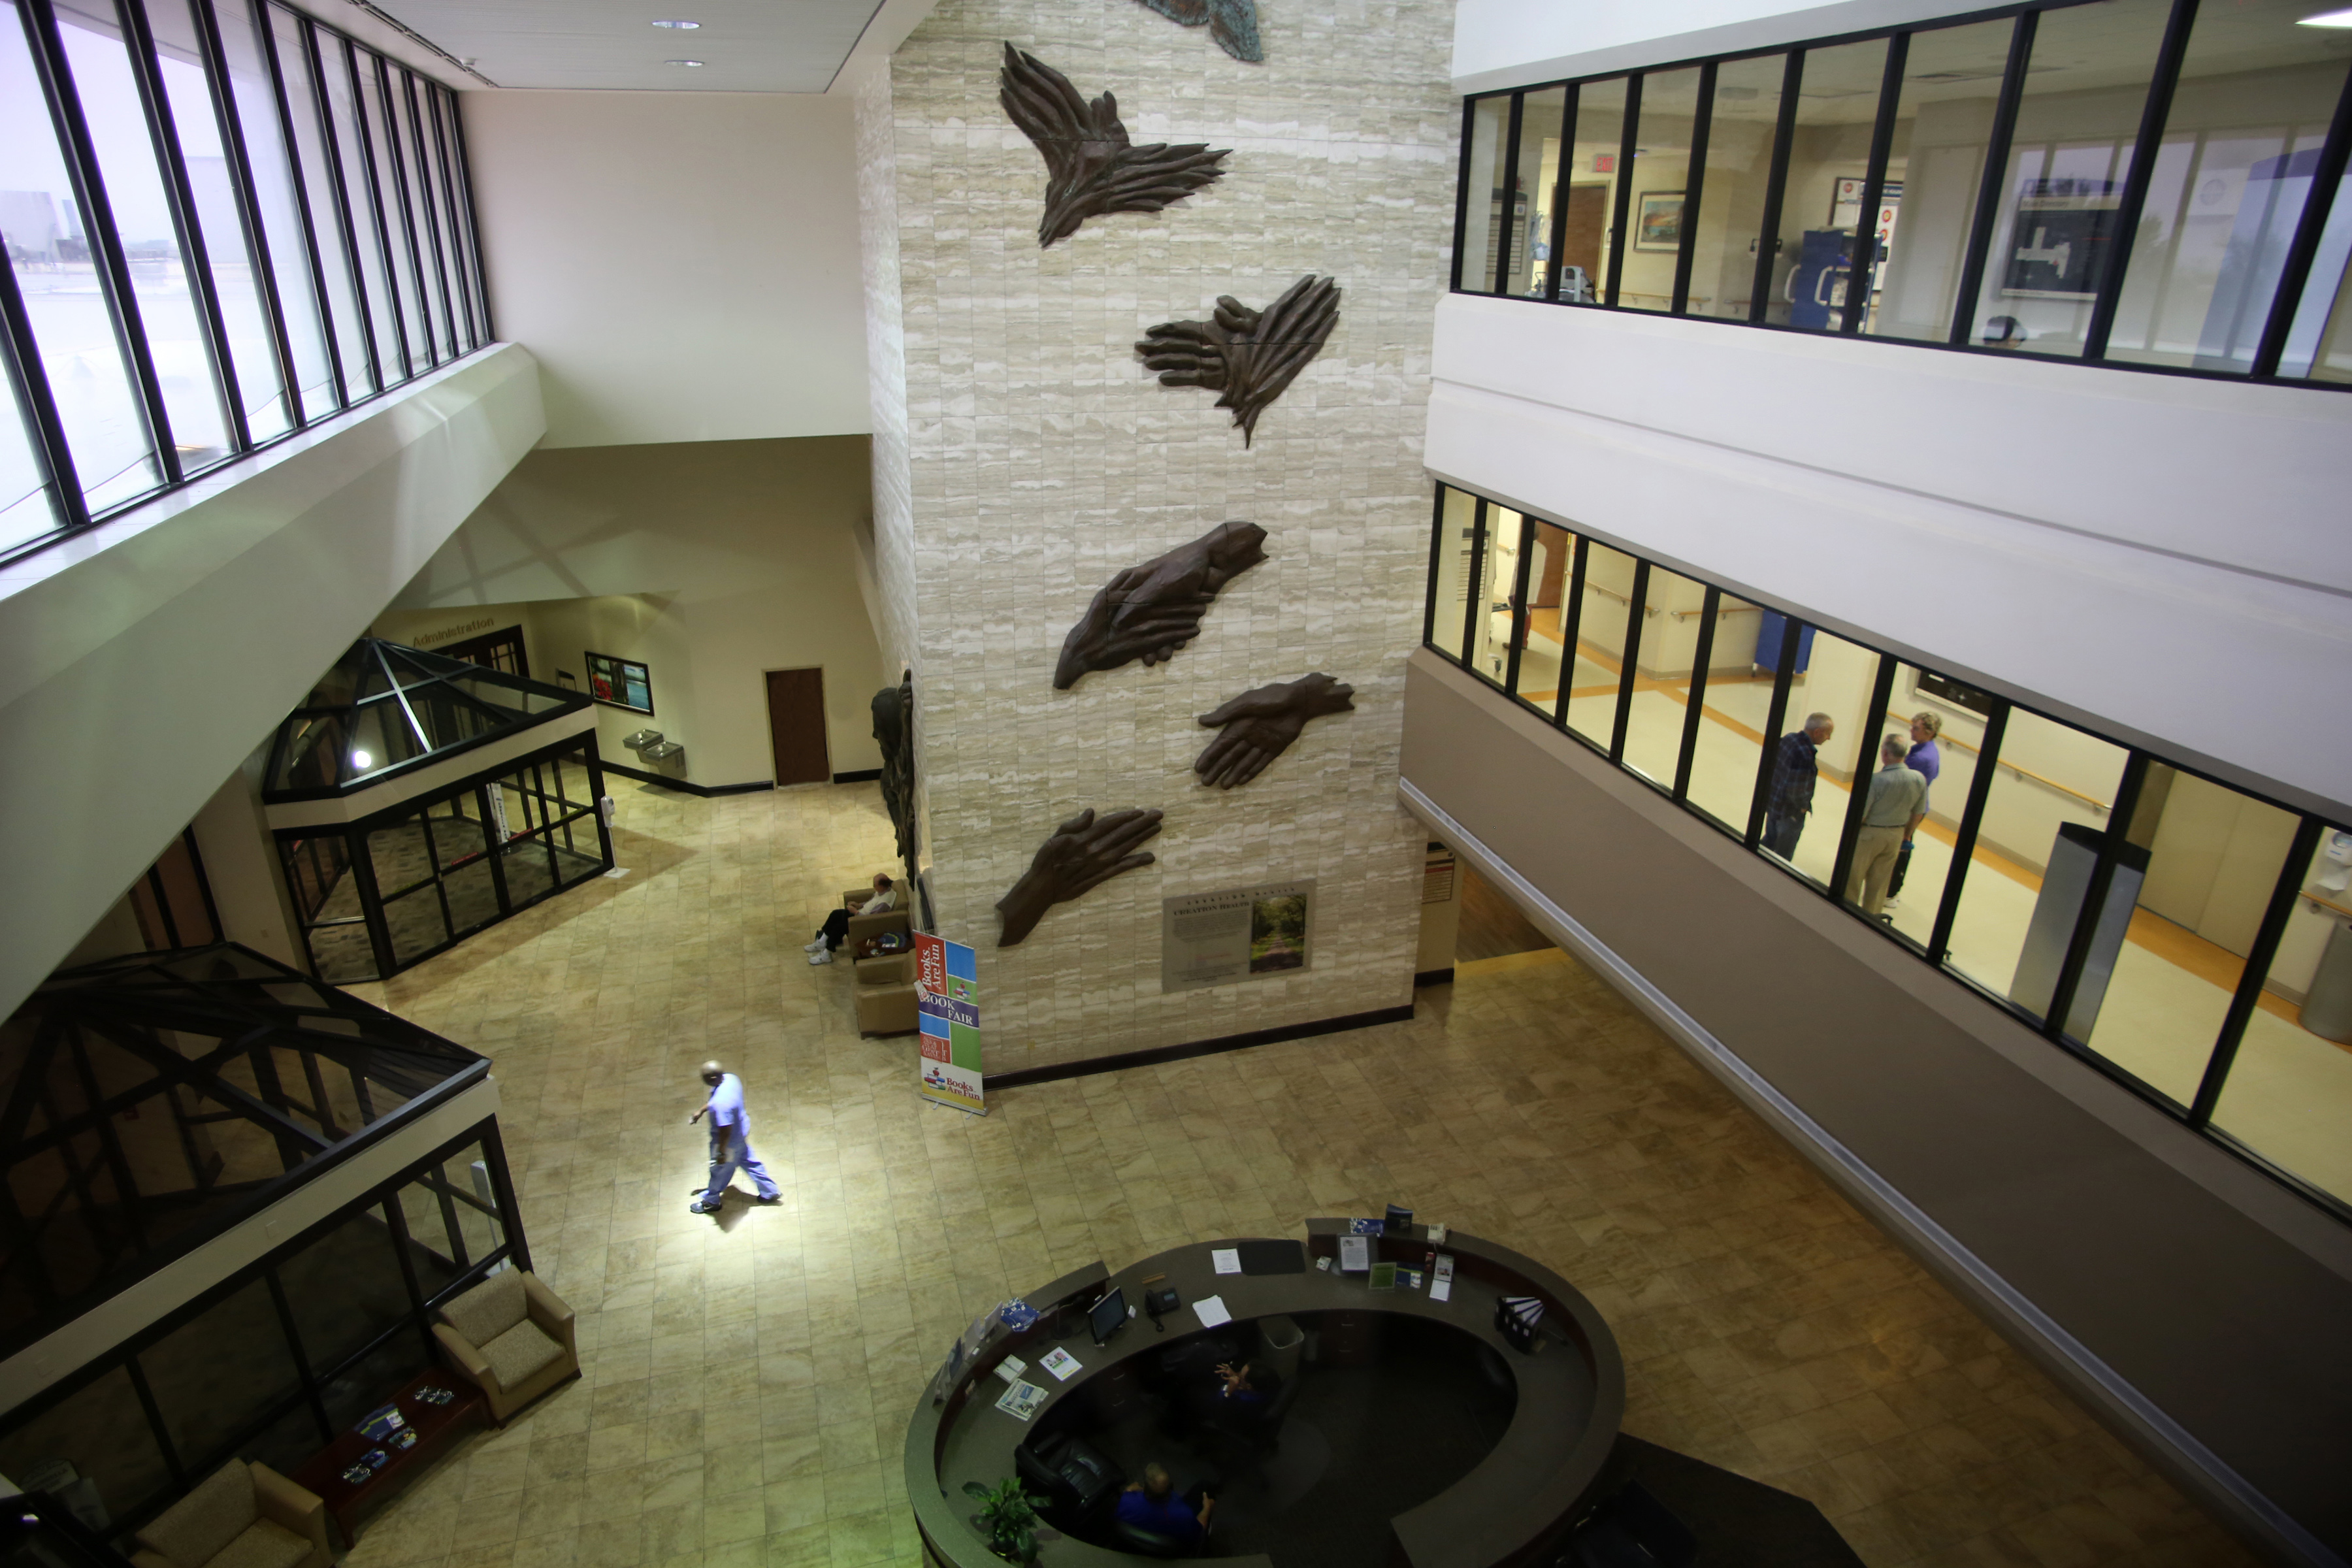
left=378, top=0, right=885, bottom=91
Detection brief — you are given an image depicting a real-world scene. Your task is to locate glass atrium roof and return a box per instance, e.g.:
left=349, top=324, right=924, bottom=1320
left=263, top=639, right=589, bottom=802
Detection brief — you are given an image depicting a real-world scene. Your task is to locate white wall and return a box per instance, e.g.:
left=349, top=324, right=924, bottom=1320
left=1425, top=297, right=2352, bottom=823
left=462, top=90, right=871, bottom=449
left=1453, top=0, right=1998, bottom=93
left=0, top=348, right=544, bottom=1021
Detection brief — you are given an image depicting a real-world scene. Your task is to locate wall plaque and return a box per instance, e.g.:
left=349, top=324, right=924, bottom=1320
left=1161, top=879, right=1313, bottom=992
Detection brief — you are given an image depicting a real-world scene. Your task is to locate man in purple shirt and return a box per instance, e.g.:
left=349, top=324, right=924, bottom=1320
left=688, top=1062, right=781, bottom=1214
left=1116, top=1464, right=1212, bottom=1546
left=1886, top=711, right=1942, bottom=911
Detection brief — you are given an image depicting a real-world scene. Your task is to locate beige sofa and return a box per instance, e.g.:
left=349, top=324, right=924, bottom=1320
left=131, top=1461, right=331, bottom=1568
left=431, top=1270, right=578, bottom=1425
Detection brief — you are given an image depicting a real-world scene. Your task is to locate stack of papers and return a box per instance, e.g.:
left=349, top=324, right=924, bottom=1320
left=1193, top=1295, right=1233, bottom=1328
left=1431, top=1252, right=1456, bottom=1303
left=1211, top=1248, right=1241, bottom=1274
left=994, top=1380, right=1048, bottom=1421
left=1039, top=1348, right=1082, bottom=1382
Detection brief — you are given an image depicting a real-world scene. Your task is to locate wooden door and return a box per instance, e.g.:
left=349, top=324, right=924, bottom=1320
left=1560, top=184, right=1609, bottom=288
left=764, top=668, right=831, bottom=785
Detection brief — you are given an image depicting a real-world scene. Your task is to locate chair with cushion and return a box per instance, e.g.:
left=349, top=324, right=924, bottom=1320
left=853, top=951, right=919, bottom=1036
left=845, top=902, right=909, bottom=955
left=431, top=1269, right=578, bottom=1424
left=130, top=1461, right=330, bottom=1568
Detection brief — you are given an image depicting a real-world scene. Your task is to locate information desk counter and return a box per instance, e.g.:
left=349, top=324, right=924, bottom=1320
left=905, top=1222, right=1624, bottom=1567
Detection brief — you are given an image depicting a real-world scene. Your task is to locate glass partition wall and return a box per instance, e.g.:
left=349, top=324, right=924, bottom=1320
left=1424, top=480, right=2352, bottom=1223
left=1455, top=0, right=2352, bottom=391
left=0, top=0, right=491, bottom=564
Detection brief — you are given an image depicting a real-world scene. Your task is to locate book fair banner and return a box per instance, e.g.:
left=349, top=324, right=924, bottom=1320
left=914, top=932, right=984, bottom=1115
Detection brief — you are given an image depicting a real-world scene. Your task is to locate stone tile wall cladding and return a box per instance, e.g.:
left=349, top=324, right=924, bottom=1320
left=855, top=0, right=1457, bottom=1071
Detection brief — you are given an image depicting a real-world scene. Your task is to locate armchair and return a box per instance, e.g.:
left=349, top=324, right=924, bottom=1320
left=854, top=951, right=919, bottom=1036
left=431, top=1269, right=578, bottom=1424
left=131, top=1462, right=330, bottom=1568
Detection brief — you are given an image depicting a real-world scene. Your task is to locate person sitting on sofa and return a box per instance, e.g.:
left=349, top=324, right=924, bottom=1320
left=804, top=873, right=896, bottom=965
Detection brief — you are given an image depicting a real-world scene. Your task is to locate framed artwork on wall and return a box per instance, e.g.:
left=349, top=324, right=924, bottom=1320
left=1634, top=191, right=1684, bottom=252
left=585, top=651, right=653, bottom=714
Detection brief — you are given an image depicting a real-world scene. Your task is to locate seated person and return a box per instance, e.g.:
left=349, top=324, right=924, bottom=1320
left=1211, top=1358, right=1281, bottom=1418
left=1117, top=1463, right=1213, bottom=1547
left=804, top=873, right=896, bottom=966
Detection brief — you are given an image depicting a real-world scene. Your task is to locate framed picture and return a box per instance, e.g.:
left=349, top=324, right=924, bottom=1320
left=1634, top=190, right=1685, bottom=252
left=584, top=651, right=653, bottom=715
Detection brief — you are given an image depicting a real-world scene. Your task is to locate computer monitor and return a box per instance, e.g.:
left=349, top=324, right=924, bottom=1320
left=1088, top=1287, right=1126, bottom=1347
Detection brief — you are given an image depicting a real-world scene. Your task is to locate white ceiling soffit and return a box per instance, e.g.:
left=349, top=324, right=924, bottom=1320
left=368, top=0, right=896, bottom=91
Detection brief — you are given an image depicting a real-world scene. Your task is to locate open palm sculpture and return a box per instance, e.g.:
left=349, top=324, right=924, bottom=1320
left=1053, top=521, right=1268, bottom=690
left=1194, top=673, right=1355, bottom=789
left=998, top=807, right=1166, bottom=946
left=1132, top=0, right=1264, bottom=61
left=999, top=42, right=1232, bottom=248
left=1135, top=274, right=1341, bottom=445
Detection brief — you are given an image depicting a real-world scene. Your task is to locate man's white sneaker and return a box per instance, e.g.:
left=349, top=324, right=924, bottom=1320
left=802, top=938, right=828, bottom=953
left=808, top=949, right=832, bottom=965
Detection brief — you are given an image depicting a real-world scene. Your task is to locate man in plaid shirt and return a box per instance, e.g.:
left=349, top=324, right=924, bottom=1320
left=1763, top=713, right=1835, bottom=859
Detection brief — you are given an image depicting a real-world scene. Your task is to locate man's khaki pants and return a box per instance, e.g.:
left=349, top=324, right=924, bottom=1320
left=1848, top=824, right=1908, bottom=915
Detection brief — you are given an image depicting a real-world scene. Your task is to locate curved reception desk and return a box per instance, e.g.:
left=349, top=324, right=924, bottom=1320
left=905, top=1220, right=1625, bottom=1567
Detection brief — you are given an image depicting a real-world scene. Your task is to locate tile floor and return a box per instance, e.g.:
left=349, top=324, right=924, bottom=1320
left=340, top=779, right=2256, bottom=1568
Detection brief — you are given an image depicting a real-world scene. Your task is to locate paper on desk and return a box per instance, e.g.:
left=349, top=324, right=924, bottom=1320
left=1211, top=1248, right=1241, bottom=1275
left=1193, top=1294, right=1233, bottom=1328
left=1429, top=1277, right=1452, bottom=1303
left=1039, top=1347, right=1081, bottom=1382
left=992, top=1355, right=1027, bottom=1384
left=994, top=1380, right=1048, bottom=1421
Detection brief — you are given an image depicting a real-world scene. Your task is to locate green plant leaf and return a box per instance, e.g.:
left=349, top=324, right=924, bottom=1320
left=962, top=1480, right=990, bottom=1501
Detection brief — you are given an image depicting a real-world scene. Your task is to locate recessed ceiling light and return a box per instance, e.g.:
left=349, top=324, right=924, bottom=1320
left=2299, top=6, right=2352, bottom=23
left=664, top=58, right=705, bottom=66
left=651, top=18, right=699, bottom=28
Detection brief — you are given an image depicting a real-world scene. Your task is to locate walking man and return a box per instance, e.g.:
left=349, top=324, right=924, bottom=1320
left=1846, top=734, right=1927, bottom=919
left=688, top=1060, right=780, bottom=1214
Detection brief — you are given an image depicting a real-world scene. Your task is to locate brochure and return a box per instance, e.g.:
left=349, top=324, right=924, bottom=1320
left=994, top=1380, right=1048, bottom=1422
left=1039, top=1348, right=1082, bottom=1381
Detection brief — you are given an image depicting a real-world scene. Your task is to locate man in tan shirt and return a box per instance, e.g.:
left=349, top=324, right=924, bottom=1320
left=1848, top=734, right=1927, bottom=919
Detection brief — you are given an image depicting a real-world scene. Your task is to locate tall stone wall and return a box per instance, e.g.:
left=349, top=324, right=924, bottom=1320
left=856, top=0, right=1458, bottom=1071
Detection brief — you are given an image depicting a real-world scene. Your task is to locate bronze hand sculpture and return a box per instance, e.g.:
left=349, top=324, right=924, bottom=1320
left=998, top=44, right=1231, bottom=248
left=1135, top=275, right=1340, bottom=445
left=1193, top=673, right=1355, bottom=788
left=1053, top=521, right=1268, bottom=689
left=996, top=807, right=1165, bottom=946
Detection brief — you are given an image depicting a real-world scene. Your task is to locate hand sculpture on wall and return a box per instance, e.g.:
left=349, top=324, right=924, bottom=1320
left=997, top=808, right=1166, bottom=947
left=1135, top=274, right=1340, bottom=446
left=1194, top=673, right=1355, bottom=789
left=999, top=43, right=1232, bottom=248
left=1132, top=0, right=1264, bottom=62
left=871, top=673, right=916, bottom=863
left=1054, top=521, right=1268, bottom=690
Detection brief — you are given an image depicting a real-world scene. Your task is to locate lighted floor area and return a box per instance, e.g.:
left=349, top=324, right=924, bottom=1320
left=334, top=781, right=2253, bottom=1568
left=1507, top=632, right=2352, bottom=1205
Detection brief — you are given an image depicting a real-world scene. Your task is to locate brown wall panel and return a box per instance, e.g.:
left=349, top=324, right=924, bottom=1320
left=1401, top=651, right=2352, bottom=1565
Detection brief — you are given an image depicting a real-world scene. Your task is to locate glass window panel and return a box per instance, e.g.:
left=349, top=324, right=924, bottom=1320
left=138, top=1277, right=301, bottom=1473
left=2106, top=0, right=2352, bottom=371
left=1687, top=53, right=1789, bottom=321
left=1862, top=670, right=1987, bottom=947
left=1466, top=502, right=1518, bottom=686
left=320, top=38, right=404, bottom=381
left=425, top=85, right=474, bottom=348
left=297, top=19, right=385, bottom=393
left=2278, top=168, right=2352, bottom=380
left=1865, top=18, right=2017, bottom=342
left=1620, top=67, right=1703, bottom=314
left=2072, top=768, right=2300, bottom=1106
left=213, top=0, right=333, bottom=416
left=1563, top=78, right=1626, bottom=304
left=1964, top=0, right=2171, bottom=358
left=0, top=397, right=61, bottom=553
left=1564, top=540, right=1636, bottom=747
left=142, top=0, right=289, bottom=442
left=388, top=71, right=452, bottom=360
left=0, top=0, right=164, bottom=511
left=1942, top=710, right=2131, bottom=1022
left=1459, top=95, right=1509, bottom=293
left=1682, top=593, right=1773, bottom=832
left=353, top=57, right=428, bottom=373
left=1510, top=519, right=1574, bottom=717
left=1427, top=487, right=1475, bottom=660
left=278, top=1204, right=416, bottom=1373
left=1763, top=38, right=1890, bottom=330
left=1620, top=566, right=1707, bottom=785
left=56, top=0, right=235, bottom=469
left=368, top=813, right=449, bottom=964
left=2213, top=822, right=2352, bottom=1204
left=1761, top=627, right=1877, bottom=885
left=1502, top=88, right=1565, bottom=299
left=316, top=1324, right=431, bottom=1435
left=0, top=1365, right=174, bottom=1529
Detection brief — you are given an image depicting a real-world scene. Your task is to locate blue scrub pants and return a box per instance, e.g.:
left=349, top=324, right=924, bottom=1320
left=702, top=1126, right=778, bottom=1205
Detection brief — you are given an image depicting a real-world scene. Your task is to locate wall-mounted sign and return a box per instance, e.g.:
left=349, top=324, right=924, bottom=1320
left=585, top=651, right=653, bottom=714
left=1422, top=848, right=1457, bottom=905
left=1161, top=879, right=1314, bottom=993
left=915, top=932, right=983, bottom=1115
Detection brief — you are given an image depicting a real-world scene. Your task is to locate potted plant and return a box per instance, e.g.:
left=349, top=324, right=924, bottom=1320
left=962, top=1477, right=1042, bottom=1563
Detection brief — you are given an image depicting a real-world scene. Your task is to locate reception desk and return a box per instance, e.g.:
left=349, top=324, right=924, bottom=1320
left=904, top=1222, right=1624, bottom=1567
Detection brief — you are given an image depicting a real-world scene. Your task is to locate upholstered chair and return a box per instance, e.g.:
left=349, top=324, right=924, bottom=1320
left=430, top=1269, right=578, bottom=1424
left=129, top=1461, right=331, bottom=1568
